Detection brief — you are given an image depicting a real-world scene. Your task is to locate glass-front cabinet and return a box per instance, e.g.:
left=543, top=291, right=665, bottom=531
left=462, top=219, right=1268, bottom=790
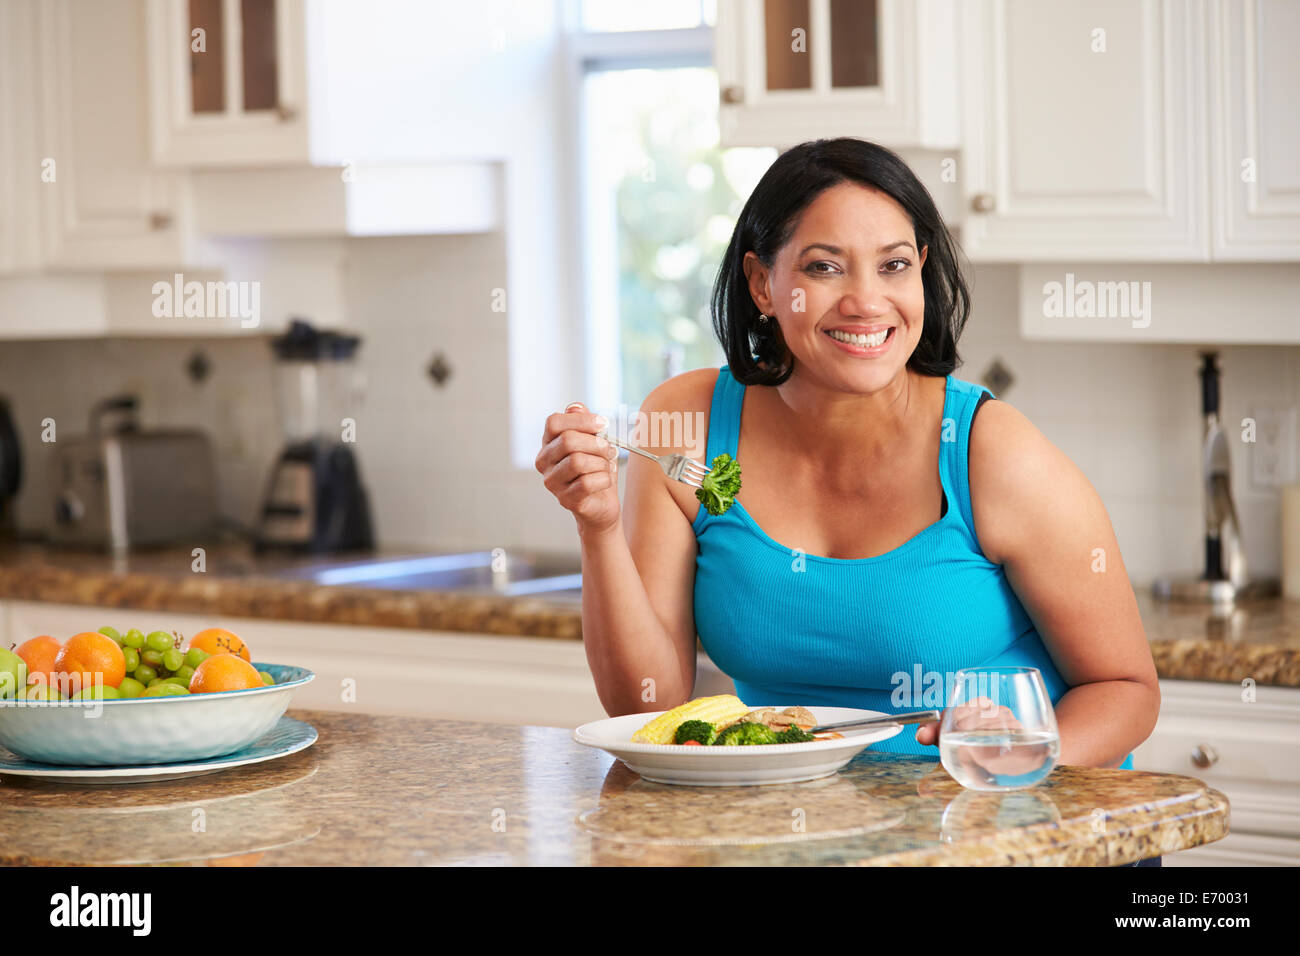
left=145, top=0, right=309, bottom=165
left=715, top=0, right=958, bottom=148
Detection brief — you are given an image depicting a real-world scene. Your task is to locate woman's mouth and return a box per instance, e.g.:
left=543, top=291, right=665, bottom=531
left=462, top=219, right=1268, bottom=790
left=823, top=326, right=896, bottom=356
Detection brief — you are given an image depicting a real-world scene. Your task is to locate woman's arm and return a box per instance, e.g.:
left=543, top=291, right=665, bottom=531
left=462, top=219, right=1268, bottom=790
left=925, top=398, right=1161, bottom=767
left=539, top=372, right=711, bottom=717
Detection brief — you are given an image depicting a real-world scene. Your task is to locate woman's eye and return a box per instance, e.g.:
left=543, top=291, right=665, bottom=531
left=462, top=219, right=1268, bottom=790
left=804, top=261, right=839, bottom=275
left=882, top=258, right=911, bottom=274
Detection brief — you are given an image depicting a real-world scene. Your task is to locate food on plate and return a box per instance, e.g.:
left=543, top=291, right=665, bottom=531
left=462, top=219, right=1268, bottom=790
left=673, top=719, right=719, bottom=745
left=695, top=453, right=742, bottom=516
left=774, top=725, right=816, bottom=744
left=631, top=694, right=750, bottom=744
left=716, top=721, right=780, bottom=746
left=633, top=698, right=837, bottom=746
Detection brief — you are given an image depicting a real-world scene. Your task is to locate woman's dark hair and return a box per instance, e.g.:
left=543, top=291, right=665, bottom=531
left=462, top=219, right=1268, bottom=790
left=711, top=138, right=969, bottom=385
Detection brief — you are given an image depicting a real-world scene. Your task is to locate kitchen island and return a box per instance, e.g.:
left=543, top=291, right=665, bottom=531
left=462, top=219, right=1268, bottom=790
left=0, top=709, right=1228, bottom=866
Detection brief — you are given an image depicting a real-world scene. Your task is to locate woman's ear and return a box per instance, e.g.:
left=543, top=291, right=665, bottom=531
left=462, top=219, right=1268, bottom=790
left=919, top=245, right=928, bottom=269
left=742, top=251, right=773, bottom=315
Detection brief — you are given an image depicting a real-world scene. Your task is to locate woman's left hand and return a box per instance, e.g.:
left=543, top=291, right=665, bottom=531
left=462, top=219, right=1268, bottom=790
left=915, top=697, right=1045, bottom=778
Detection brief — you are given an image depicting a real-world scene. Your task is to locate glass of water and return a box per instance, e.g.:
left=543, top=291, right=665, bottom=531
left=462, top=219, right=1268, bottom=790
left=939, top=666, right=1060, bottom=791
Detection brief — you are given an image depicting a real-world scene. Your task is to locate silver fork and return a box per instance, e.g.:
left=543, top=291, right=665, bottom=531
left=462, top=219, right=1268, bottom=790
left=597, top=428, right=710, bottom=489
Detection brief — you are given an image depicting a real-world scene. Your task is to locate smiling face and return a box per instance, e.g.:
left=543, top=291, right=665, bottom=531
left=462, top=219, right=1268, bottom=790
left=743, top=181, right=928, bottom=395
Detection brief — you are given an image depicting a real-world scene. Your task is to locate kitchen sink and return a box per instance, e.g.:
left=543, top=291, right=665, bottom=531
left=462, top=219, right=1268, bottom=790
left=272, top=550, right=583, bottom=600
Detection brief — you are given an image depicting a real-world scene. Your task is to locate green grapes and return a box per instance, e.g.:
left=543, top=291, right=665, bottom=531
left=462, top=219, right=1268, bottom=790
left=145, top=631, right=175, bottom=653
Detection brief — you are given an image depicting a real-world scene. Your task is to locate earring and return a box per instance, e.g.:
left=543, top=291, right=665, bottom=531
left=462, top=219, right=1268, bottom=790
left=757, top=313, right=769, bottom=323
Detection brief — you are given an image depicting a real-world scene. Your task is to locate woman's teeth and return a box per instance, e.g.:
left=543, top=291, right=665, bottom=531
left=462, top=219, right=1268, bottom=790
left=827, top=328, right=890, bottom=347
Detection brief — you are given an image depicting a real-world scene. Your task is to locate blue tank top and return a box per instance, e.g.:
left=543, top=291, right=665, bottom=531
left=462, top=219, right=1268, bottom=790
left=692, top=365, right=1135, bottom=771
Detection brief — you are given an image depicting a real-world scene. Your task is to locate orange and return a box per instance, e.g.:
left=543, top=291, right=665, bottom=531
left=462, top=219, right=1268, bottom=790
left=189, top=628, right=252, bottom=663
left=16, top=635, right=61, bottom=687
left=189, top=653, right=262, bottom=694
left=52, top=632, right=126, bottom=693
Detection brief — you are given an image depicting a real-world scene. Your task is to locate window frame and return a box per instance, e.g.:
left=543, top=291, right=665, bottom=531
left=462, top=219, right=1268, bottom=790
left=563, top=15, right=716, bottom=416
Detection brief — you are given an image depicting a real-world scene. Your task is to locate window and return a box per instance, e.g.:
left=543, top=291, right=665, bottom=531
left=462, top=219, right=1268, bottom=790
left=571, top=2, right=777, bottom=417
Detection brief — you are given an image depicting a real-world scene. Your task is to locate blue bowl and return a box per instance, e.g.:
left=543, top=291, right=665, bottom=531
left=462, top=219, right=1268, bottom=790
left=0, top=663, right=314, bottom=766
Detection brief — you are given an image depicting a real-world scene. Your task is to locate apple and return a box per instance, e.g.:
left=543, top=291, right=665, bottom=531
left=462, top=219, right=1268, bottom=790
left=0, top=647, right=27, bottom=700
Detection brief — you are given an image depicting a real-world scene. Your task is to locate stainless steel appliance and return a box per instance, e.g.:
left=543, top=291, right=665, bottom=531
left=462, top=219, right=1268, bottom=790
left=49, top=396, right=217, bottom=552
left=256, top=319, right=373, bottom=553
left=1154, top=352, right=1279, bottom=605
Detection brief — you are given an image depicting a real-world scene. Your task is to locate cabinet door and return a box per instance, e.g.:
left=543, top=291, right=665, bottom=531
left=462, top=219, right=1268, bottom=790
left=145, top=0, right=309, bottom=166
left=37, top=0, right=188, bottom=270
left=0, top=0, right=43, bottom=274
left=716, top=0, right=958, bottom=148
left=1209, top=0, right=1300, bottom=260
left=960, top=0, right=1209, bottom=261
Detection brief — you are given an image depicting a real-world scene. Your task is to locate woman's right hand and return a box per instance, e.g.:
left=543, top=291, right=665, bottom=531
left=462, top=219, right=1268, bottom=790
left=536, top=401, right=621, bottom=535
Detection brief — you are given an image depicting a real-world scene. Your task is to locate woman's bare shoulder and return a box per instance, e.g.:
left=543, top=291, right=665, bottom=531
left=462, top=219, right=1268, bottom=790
left=968, top=397, right=1101, bottom=564
left=639, top=367, right=719, bottom=417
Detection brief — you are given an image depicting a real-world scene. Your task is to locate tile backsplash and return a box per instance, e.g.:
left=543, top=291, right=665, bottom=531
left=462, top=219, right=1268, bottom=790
left=0, top=240, right=1295, bottom=586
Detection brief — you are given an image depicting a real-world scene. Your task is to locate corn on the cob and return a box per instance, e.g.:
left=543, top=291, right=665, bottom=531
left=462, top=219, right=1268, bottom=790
left=631, top=694, right=749, bottom=744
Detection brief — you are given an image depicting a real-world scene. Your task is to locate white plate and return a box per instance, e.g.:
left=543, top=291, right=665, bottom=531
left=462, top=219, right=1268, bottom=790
left=572, top=706, right=902, bottom=786
left=0, top=716, right=318, bottom=785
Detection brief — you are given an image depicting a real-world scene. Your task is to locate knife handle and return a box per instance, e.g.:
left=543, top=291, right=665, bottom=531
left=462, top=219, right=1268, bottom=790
left=809, top=710, right=941, bottom=734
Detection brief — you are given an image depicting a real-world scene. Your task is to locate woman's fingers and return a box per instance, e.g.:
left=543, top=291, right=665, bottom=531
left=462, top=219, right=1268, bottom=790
left=540, top=404, right=607, bottom=449
left=536, top=402, right=623, bottom=533
left=535, top=425, right=616, bottom=475
left=914, top=698, right=1021, bottom=748
left=542, top=451, right=615, bottom=493
left=915, top=719, right=939, bottom=746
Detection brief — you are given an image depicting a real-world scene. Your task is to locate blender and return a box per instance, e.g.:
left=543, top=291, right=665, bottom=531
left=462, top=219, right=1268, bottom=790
left=257, top=319, right=374, bottom=552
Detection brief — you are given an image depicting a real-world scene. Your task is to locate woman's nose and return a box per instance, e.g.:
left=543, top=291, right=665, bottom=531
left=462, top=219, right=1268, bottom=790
left=836, top=283, right=890, bottom=320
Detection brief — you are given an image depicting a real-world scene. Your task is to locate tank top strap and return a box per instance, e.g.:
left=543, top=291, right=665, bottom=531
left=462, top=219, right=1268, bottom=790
left=706, top=365, right=744, bottom=465
left=942, top=375, right=995, bottom=540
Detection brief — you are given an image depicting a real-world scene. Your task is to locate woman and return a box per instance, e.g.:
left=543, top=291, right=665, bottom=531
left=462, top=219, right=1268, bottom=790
left=536, top=138, right=1160, bottom=792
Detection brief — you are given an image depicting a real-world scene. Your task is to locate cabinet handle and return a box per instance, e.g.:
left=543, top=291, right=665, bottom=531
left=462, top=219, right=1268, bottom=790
left=720, top=86, right=744, bottom=105
left=970, top=193, right=996, bottom=214
left=148, top=212, right=172, bottom=231
left=1190, top=744, right=1219, bottom=769
left=275, top=103, right=299, bottom=122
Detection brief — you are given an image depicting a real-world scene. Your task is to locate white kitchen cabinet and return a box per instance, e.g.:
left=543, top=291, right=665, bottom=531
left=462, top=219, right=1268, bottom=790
left=145, top=0, right=310, bottom=167
left=715, top=0, right=959, bottom=149
left=1017, top=262, right=1300, bottom=343
left=34, top=0, right=191, bottom=271
left=1132, top=678, right=1300, bottom=866
left=959, top=0, right=1209, bottom=262
left=0, top=0, right=42, bottom=275
left=1208, top=0, right=1300, bottom=261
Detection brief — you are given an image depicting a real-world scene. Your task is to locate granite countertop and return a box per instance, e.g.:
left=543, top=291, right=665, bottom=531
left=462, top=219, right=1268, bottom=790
left=0, top=541, right=582, bottom=640
left=0, top=541, right=1297, bottom=686
left=0, top=709, right=1229, bottom=867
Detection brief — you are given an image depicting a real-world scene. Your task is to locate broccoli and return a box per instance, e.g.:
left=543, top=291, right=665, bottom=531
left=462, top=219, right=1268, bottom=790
left=674, top=719, right=717, bottom=745
left=696, top=453, right=742, bottom=516
left=774, top=726, right=815, bottom=744
left=714, top=721, right=779, bottom=746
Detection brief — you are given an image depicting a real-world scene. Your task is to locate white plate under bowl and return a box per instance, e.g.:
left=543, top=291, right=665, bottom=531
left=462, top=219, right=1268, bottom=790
left=0, top=716, right=318, bottom=785
left=572, top=706, right=902, bottom=786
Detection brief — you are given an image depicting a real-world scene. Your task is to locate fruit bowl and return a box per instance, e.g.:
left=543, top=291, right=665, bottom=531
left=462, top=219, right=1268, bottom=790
left=0, top=663, right=314, bottom=766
